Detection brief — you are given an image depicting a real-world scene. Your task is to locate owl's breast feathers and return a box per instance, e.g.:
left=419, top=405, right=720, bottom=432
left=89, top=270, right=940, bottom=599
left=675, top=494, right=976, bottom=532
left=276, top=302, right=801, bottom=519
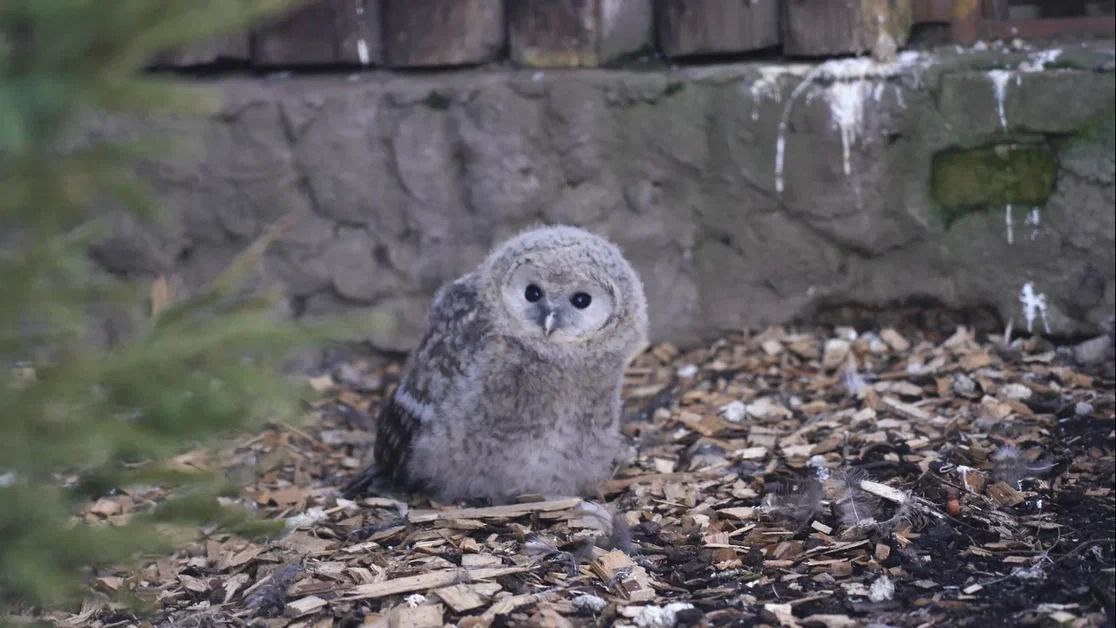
left=343, top=276, right=493, bottom=496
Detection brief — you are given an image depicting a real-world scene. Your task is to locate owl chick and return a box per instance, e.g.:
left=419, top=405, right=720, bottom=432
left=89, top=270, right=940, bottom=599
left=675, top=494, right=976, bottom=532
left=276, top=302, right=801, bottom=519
left=343, top=226, right=647, bottom=503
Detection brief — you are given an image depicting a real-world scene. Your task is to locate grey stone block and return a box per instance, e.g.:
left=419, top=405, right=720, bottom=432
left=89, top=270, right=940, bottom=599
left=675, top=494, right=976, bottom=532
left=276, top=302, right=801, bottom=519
left=89, top=43, right=1116, bottom=348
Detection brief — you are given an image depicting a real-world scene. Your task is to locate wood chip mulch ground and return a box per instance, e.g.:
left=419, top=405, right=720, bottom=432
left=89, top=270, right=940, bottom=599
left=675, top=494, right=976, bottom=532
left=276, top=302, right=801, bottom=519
left=52, top=326, right=1116, bottom=627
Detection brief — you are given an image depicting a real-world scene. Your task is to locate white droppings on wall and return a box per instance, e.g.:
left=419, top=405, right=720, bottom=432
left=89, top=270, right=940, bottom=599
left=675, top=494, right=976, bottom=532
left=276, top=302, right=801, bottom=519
left=1025, top=208, right=1041, bottom=240
left=771, top=46, right=1059, bottom=195
left=1019, top=282, right=1051, bottom=334
left=774, top=131, right=787, bottom=193
left=774, top=53, right=926, bottom=195
left=774, top=64, right=826, bottom=194
left=829, top=81, right=870, bottom=176
left=1005, top=204, right=1014, bottom=245
left=353, top=1, right=371, bottom=66
left=1020, top=48, right=1063, bottom=72
left=897, top=50, right=932, bottom=88
left=988, top=70, right=1012, bottom=129
left=747, top=67, right=796, bottom=121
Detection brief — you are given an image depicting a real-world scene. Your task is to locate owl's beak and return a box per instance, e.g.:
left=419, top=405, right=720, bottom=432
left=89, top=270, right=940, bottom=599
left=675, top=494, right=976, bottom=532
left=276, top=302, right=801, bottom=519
left=542, top=310, right=558, bottom=336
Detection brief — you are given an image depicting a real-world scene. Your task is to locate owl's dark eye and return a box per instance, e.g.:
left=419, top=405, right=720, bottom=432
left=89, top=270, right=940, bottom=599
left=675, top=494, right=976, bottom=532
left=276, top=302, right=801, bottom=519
left=525, top=284, right=543, bottom=303
left=570, top=292, right=592, bottom=309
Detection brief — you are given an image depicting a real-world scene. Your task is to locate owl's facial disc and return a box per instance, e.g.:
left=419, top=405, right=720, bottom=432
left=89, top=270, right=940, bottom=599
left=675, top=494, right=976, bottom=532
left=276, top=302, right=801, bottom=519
left=501, top=262, right=615, bottom=342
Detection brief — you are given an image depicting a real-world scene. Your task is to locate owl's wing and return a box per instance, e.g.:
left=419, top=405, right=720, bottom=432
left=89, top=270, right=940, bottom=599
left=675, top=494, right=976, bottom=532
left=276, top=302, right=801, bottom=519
left=343, top=275, right=492, bottom=496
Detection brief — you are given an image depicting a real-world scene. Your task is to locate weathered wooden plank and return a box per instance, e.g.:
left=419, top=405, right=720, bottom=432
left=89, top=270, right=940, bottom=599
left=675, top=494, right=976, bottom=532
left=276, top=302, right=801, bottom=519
left=982, top=0, right=1011, bottom=21
left=509, top=0, right=653, bottom=67
left=979, top=15, right=1116, bottom=39
left=912, top=0, right=955, bottom=23
left=783, top=0, right=912, bottom=57
left=600, top=0, right=655, bottom=62
left=383, top=0, right=504, bottom=68
left=510, top=0, right=597, bottom=67
left=1033, top=1, right=1088, bottom=18
left=784, top=0, right=861, bottom=56
left=338, top=567, right=530, bottom=600
left=252, top=0, right=381, bottom=66
left=950, top=0, right=981, bottom=44
left=336, top=0, right=383, bottom=65
left=253, top=1, right=339, bottom=65
left=656, top=0, right=780, bottom=57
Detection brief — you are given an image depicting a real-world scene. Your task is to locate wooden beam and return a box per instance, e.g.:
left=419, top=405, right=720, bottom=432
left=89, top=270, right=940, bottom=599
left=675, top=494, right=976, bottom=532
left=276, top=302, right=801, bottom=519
left=657, top=0, right=780, bottom=58
left=252, top=0, right=381, bottom=66
left=508, top=0, right=653, bottom=67
left=982, top=0, right=1010, bottom=21
left=508, top=0, right=599, bottom=67
left=913, top=0, right=955, bottom=24
left=978, top=16, right=1116, bottom=40
left=951, top=0, right=981, bottom=45
left=383, top=0, right=505, bottom=68
left=783, top=0, right=912, bottom=58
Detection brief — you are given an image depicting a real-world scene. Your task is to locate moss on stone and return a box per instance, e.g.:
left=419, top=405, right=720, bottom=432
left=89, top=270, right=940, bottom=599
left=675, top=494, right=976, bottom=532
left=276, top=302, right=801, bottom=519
left=664, top=80, right=686, bottom=96
left=1066, top=106, right=1116, bottom=150
left=930, top=143, right=1057, bottom=224
left=423, top=91, right=452, bottom=110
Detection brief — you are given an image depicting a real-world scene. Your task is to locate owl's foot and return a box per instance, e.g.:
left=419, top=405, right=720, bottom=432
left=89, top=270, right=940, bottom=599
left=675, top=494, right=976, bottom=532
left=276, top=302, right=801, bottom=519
left=568, top=499, right=634, bottom=554
left=346, top=516, right=406, bottom=542
left=460, top=496, right=497, bottom=508
left=340, top=464, right=390, bottom=498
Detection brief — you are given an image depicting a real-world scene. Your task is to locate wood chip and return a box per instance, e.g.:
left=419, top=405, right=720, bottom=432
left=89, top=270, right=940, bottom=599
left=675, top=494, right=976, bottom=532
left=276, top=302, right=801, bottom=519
left=987, top=481, right=1026, bottom=507
left=589, top=549, right=635, bottom=581
left=278, top=532, right=335, bottom=554
left=339, top=567, right=530, bottom=601
left=387, top=603, right=444, bottom=628
left=880, top=328, right=910, bottom=352
left=432, top=582, right=502, bottom=613
left=286, top=595, right=328, bottom=617
left=460, top=590, right=559, bottom=627
left=408, top=498, right=582, bottom=523
left=50, top=323, right=1114, bottom=627
left=718, top=506, right=756, bottom=520
left=880, top=396, right=933, bottom=422
left=460, top=554, right=503, bottom=568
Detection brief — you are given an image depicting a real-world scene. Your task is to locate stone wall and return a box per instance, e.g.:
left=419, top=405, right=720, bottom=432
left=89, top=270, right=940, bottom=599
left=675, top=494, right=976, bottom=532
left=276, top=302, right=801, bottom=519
left=90, top=41, right=1116, bottom=349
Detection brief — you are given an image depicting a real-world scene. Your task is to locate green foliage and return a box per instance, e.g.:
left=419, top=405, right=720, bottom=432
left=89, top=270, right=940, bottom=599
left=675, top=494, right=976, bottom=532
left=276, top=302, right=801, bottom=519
left=0, top=0, right=349, bottom=611
left=930, top=142, right=1058, bottom=225
left=1065, top=106, right=1116, bottom=151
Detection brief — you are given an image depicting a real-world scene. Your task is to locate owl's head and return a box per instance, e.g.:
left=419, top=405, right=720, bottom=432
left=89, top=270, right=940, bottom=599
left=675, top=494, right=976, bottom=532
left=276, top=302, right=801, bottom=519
left=481, top=226, right=647, bottom=355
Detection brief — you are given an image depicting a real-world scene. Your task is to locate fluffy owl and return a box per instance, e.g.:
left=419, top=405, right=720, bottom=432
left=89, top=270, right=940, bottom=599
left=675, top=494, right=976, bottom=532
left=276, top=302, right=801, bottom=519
left=342, top=226, right=648, bottom=503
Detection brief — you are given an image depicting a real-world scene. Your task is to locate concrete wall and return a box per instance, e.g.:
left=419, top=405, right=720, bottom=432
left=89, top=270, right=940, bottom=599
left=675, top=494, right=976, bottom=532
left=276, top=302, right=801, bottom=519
left=89, top=41, right=1116, bottom=349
